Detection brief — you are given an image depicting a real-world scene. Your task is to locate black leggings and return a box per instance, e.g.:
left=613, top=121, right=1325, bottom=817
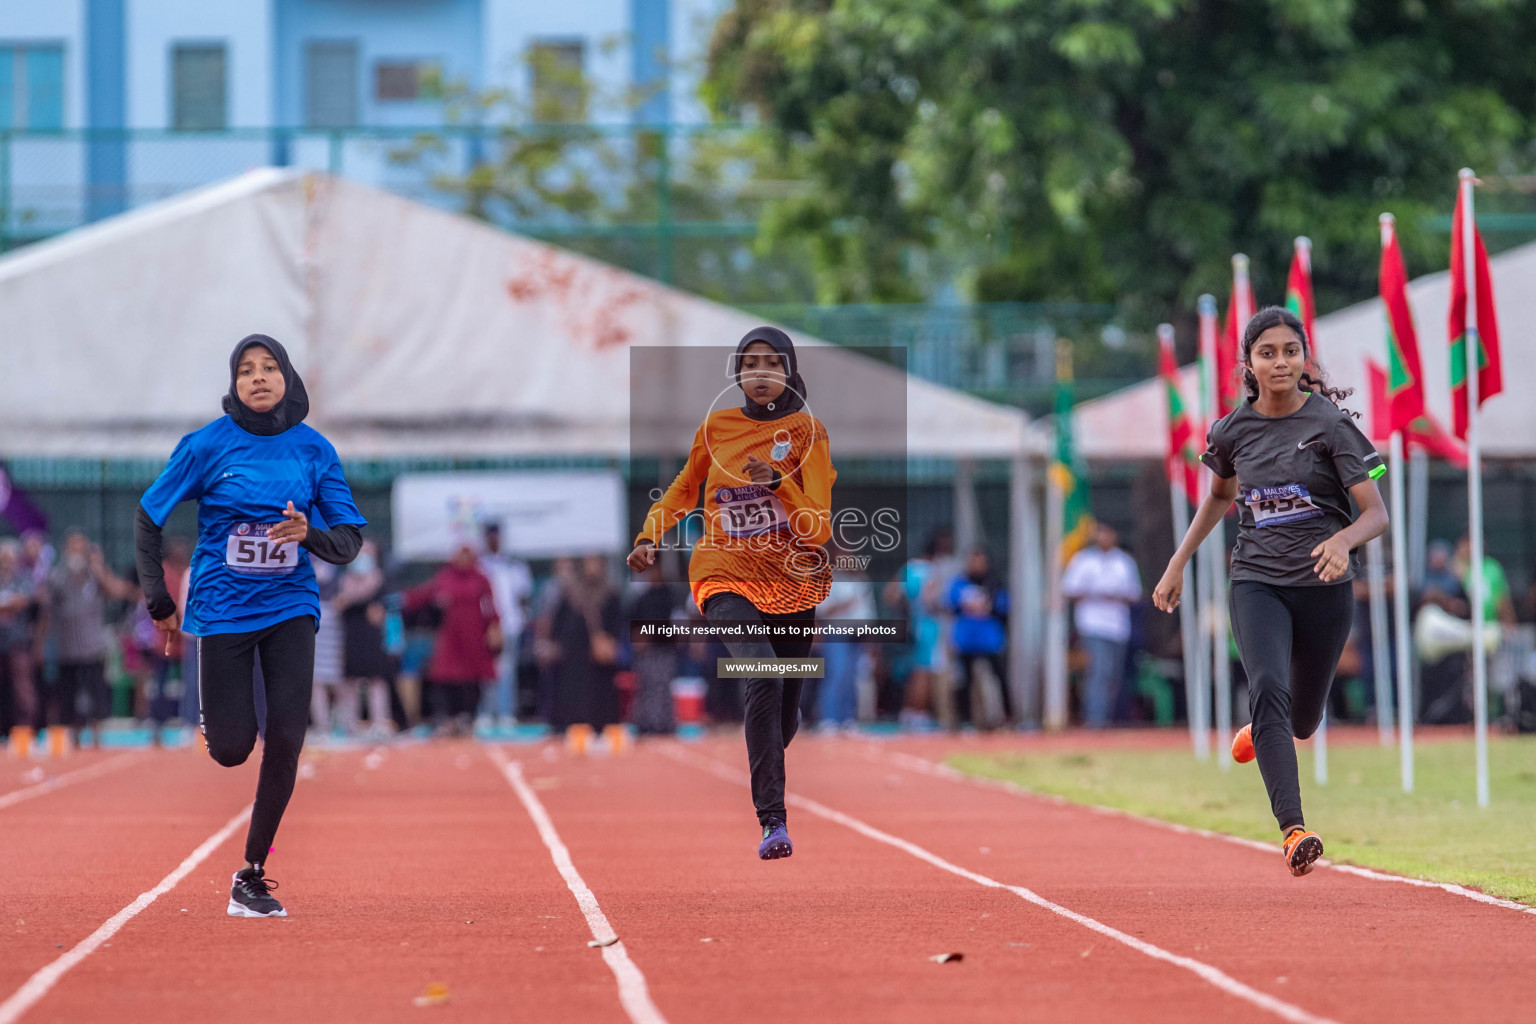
left=198, top=615, right=315, bottom=866
left=703, top=592, right=814, bottom=826
left=1228, top=581, right=1353, bottom=835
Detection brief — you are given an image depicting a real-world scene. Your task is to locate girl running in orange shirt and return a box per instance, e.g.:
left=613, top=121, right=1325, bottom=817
left=628, top=327, right=835, bottom=859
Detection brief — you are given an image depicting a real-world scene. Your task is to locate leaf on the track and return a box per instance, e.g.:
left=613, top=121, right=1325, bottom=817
left=588, top=936, right=619, bottom=948
left=928, top=953, right=963, bottom=964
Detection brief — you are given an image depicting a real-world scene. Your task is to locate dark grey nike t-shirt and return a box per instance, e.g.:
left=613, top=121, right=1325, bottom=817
left=1201, top=393, right=1384, bottom=587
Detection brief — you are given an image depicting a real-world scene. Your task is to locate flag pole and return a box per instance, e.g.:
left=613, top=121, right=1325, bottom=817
left=1210, top=259, right=1248, bottom=767
left=1195, top=294, right=1219, bottom=759
left=1460, top=167, right=1490, bottom=808
left=1390, top=430, right=1413, bottom=790
left=1365, top=535, right=1393, bottom=745
left=1161, top=324, right=1206, bottom=760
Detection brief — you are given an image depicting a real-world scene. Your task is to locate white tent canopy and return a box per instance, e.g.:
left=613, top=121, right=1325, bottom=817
left=0, top=169, right=1033, bottom=460
left=1070, top=239, right=1536, bottom=459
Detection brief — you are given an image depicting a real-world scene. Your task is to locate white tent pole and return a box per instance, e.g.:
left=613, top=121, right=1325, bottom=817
left=1366, top=533, right=1394, bottom=744
left=1169, top=460, right=1203, bottom=759
left=1390, top=431, right=1414, bottom=791
left=1407, top=448, right=1429, bottom=589
left=1314, top=710, right=1328, bottom=785
left=1009, top=452, right=1038, bottom=727
left=1460, top=167, right=1490, bottom=809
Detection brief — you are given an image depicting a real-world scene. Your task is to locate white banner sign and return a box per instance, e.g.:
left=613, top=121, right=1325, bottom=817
left=391, top=471, right=625, bottom=561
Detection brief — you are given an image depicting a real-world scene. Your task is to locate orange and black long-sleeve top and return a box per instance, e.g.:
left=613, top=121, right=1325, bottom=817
left=636, top=407, right=835, bottom=614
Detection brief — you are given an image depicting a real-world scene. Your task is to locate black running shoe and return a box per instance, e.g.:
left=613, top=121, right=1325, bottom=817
left=228, top=866, right=286, bottom=918
left=758, top=819, right=794, bottom=860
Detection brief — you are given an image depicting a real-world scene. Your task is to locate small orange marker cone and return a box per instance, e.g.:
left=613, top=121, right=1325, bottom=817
left=602, top=723, right=631, bottom=754
left=46, top=726, right=70, bottom=759
left=8, top=725, right=33, bottom=758
left=565, top=723, right=593, bottom=755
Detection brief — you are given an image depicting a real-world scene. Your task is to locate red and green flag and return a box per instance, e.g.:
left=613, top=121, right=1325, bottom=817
left=1217, top=255, right=1255, bottom=417
left=1285, top=237, right=1316, bottom=357
left=1051, top=342, right=1094, bottom=564
left=1367, top=360, right=1467, bottom=468
left=1158, top=326, right=1201, bottom=507
left=1448, top=181, right=1504, bottom=439
left=1378, top=214, right=1426, bottom=436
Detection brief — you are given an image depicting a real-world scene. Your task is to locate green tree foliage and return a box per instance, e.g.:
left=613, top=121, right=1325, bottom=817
left=706, top=0, right=1536, bottom=321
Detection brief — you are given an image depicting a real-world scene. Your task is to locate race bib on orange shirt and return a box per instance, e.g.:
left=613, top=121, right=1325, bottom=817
left=714, top=484, right=790, bottom=538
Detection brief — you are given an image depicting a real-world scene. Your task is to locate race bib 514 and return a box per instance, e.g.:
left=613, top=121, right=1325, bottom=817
left=225, top=523, right=299, bottom=576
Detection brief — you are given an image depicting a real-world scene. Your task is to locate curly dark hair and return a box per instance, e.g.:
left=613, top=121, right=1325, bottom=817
left=1240, top=306, right=1358, bottom=419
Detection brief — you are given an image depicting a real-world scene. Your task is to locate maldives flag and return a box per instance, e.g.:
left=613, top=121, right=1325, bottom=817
left=1367, top=360, right=1468, bottom=468
left=1448, top=181, right=1504, bottom=438
left=1285, top=237, right=1316, bottom=357
left=1379, top=215, right=1426, bottom=436
left=1217, top=256, right=1255, bottom=417
left=1158, top=326, right=1201, bottom=506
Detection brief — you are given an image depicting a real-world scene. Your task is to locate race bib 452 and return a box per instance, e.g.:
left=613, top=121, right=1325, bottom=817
left=1245, top=485, right=1324, bottom=528
left=225, top=523, right=299, bottom=576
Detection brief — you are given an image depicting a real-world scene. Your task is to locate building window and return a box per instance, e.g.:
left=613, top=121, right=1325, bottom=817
left=0, top=43, right=65, bottom=130
left=305, top=40, right=358, bottom=128
left=171, top=44, right=227, bottom=130
left=375, top=60, right=437, bottom=101
left=529, top=41, right=585, bottom=122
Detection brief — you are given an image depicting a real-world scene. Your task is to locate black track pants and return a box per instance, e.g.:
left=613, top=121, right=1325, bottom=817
left=1228, top=581, right=1353, bottom=835
left=197, top=615, right=315, bottom=866
left=703, top=592, right=815, bottom=826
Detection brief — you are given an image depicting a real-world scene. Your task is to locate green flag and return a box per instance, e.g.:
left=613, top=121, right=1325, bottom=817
left=1051, top=342, right=1094, bottom=564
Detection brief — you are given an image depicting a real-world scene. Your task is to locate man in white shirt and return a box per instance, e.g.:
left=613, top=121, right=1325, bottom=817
left=1061, top=524, right=1141, bottom=728
left=479, top=523, right=533, bottom=727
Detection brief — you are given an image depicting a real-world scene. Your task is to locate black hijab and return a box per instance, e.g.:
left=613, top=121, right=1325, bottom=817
left=734, top=326, right=806, bottom=421
left=222, top=334, right=309, bottom=436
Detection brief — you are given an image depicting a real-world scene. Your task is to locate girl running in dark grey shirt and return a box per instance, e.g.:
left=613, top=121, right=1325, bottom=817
left=1153, top=306, right=1388, bottom=877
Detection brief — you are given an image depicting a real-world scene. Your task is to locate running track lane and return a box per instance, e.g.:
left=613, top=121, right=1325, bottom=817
left=755, top=736, right=1535, bottom=1024
left=499, top=741, right=1311, bottom=1023
left=8, top=741, right=631, bottom=1024
left=0, top=747, right=255, bottom=998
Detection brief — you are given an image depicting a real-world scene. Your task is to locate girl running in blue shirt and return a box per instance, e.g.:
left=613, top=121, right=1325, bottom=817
left=135, top=335, right=366, bottom=918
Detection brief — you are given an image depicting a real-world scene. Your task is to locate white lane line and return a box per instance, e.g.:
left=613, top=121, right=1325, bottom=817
left=0, top=804, right=252, bottom=1024
left=0, top=753, right=141, bottom=812
left=660, top=746, right=1340, bottom=1024
left=870, top=746, right=1536, bottom=917
left=487, top=747, right=668, bottom=1024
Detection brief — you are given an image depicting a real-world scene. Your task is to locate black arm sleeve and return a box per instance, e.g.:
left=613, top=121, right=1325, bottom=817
left=302, top=522, right=363, bottom=565
left=135, top=504, right=178, bottom=621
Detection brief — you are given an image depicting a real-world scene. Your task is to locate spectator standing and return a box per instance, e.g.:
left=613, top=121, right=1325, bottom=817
left=887, top=528, right=955, bottom=731
left=549, top=555, right=622, bottom=733
left=947, top=549, right=1014, bottom=729
left=818, top=546, right=876, bottom=731
left=1455, top=534, right=1517, bottom=627
left=43, top=531, right=135, bottom=748
left=1, top=540, right=39, bottom=741
left=405, top=543, right=500, bottom=736
left=308, top=556, right=349, bottom=738
left=1061, top=524, right=1142, bottom=728
left=339, top=539, right=395, bottom=738
left=627, top=560, right=683, bottom=734
left=479, top=523, right=533, bottom=727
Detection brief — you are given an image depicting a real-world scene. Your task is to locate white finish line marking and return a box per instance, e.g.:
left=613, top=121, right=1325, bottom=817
left=661, top=746, right=1340, bottom=1024
left=488, top=747, right=667, bottom=1024
left=0, top=804, right=252, bottom=1024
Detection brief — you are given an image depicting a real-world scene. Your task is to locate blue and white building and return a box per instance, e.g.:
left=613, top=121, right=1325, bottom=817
left=0, top=0, right=724, bottom=238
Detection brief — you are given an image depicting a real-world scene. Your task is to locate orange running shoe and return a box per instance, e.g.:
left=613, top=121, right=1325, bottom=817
left=1230, top=723, right=1255, bottom=764
left=1282, top=828, right=1324, bottom=877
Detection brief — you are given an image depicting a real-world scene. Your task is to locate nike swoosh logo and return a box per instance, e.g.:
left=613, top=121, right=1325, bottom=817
left=1297, top=438, right=1325, bottom=450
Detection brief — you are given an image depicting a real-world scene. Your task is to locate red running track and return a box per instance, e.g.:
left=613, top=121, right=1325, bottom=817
left=1, top=732, right=1531, bottom=1023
